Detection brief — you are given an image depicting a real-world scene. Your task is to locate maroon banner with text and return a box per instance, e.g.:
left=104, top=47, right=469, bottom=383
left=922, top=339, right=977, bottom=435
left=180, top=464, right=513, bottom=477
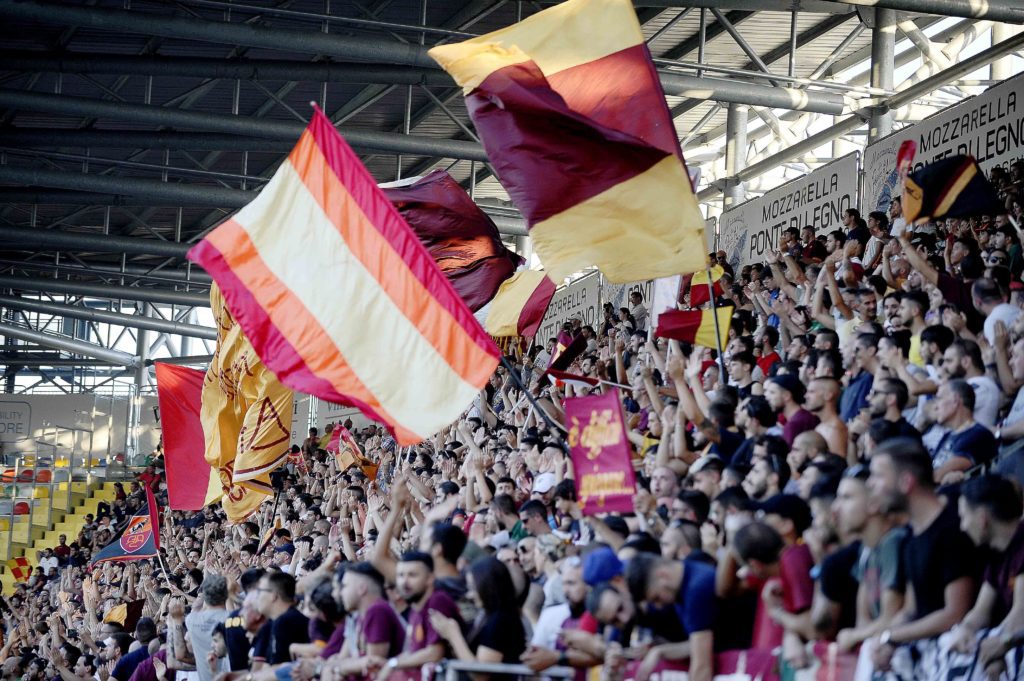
left=565, top=390, right=637, bottom=515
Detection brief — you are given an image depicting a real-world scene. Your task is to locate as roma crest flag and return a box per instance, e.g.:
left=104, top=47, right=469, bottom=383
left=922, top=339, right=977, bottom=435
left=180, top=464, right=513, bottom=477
left=92, top=486, right=160, bottom=565
left=188, top=106, right=499, bottom=446
left=429, top=0, right=707, bottom=284
left=565, top=390, right=636, bottom=515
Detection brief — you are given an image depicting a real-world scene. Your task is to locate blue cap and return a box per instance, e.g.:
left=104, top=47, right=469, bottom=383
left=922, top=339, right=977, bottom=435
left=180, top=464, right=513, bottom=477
left=583, top=547, right=624, bottom=586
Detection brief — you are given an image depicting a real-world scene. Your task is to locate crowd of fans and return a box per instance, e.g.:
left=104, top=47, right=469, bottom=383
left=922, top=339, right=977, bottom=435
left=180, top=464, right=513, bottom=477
left=4, top=165, right=1024, bottom=681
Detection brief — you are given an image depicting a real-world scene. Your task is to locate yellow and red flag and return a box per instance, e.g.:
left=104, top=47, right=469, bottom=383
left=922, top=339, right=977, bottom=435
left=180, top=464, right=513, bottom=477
left=429, top=0, right=706, bottom=284
left=200, top=284, right=294, bottom=523
left=6, top=557, right=30, bottom=582
left=481, top=269, right=556, bottom=338
left=655, top=306, right=733, bottom=351
left=687, top=267, right=725, bottom=308
left=188, top=107, right=500, bottom=446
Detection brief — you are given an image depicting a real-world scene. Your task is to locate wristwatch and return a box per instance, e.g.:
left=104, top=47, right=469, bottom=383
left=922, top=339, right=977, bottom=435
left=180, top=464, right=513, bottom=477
left=386, top=658, right=399, bottom=670
left=879, top=630, right=893, bottom=647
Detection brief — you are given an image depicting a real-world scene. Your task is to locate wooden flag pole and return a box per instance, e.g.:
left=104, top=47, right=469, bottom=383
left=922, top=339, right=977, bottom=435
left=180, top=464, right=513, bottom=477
left=703, top=265, right=728, bottom=385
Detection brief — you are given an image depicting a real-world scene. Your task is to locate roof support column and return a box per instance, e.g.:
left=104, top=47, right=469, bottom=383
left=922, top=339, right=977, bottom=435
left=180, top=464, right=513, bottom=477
left=991, top=24, right=1021, bottom=81
left=134, top=304, right=149, bottom=391
left=869, top=7, right=896, bottom=142
left=724, top=103, right=749, bottom=211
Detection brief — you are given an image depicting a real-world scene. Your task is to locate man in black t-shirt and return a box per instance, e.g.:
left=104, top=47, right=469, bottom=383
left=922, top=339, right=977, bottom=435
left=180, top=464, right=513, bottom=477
left=251, top=571, right=309, bottom=668
left=865, top=438, right=977, bottom=675
left=219, top=569, right=265, bottom=671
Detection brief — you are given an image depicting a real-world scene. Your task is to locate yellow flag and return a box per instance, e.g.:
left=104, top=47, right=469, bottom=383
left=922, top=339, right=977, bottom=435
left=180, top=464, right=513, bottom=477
left=201, top=284, right=294, bottom=523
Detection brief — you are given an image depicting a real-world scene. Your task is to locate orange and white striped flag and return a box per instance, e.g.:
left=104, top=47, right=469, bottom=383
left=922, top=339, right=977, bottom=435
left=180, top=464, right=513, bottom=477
left=188, top=106, right=500, bottom=446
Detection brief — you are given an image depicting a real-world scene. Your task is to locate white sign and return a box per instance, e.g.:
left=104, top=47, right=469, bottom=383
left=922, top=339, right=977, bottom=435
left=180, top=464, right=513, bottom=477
left=719, top=153, right=859, bottom=270
left=317, top=400, right=374, bottom=432
left=291, top=395, right=310, bottom=444
left=535, top=272, right=600, bottom=343
left=864, top=74, right=1024, bottom=213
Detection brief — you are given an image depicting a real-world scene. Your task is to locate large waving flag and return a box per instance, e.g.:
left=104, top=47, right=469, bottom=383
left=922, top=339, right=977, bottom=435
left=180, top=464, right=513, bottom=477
left=201, top=285, right=294, bottom=523
left=154, top=363, right=221, bottom=511
left=655, top=306, right=733, bottom=351
left=429, top=0, right=706, bottom=284
left=380, top=170, right=523, bottom=312
left=188, top=107, right=500, bottom=446
left=903, top=155, right=1004, bottom=224
left=92, top=485, right=160, bottom=565
left=481, top=269, right=556, bottom=338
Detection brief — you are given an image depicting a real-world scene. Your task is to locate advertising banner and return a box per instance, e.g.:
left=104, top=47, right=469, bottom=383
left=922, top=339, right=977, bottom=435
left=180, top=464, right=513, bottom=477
left=535, top=271, right=600, bottom=344
left=863, top=74, right=1024, bottom=213
left=565, top=390, right=636, bottom=515
left=719, top=153, right=859, bottom=270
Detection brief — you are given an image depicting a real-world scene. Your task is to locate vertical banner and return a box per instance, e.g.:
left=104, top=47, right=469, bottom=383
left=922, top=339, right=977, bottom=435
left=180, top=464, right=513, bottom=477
left=718, top=153, right=858, bottom=270
left=648, top=275, right=682, bottom=332
left=863, top=74, right=1024, bottom=213
left=565, top=390, right=636, bottom=515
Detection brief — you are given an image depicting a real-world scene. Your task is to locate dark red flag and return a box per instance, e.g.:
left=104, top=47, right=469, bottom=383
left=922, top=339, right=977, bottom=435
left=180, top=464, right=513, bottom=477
left=155, top=362, right=217, bottom=511
left=382, top=170, right=523, bottom=311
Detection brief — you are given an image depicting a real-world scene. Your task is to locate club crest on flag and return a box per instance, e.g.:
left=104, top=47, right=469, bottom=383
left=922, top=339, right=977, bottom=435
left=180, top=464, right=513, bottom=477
left=119, top=514, right=153, bottom=553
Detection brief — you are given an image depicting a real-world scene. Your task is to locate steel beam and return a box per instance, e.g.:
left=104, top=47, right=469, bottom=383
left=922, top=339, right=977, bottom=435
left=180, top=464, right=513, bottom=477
left=827, top=0, right=1024, bottom=24
left=0, top=52, right=456, bottom=86
left=658, top=72, right=845, bottom=114
left=0, top=357, right=120, bottom=367
left=0, top=130, right=295, bottom=152
left=0, top=322, right=140, bottom=367
left=724, top=104, right=749, bottom=210
left=0, top=297, right=216, bottom=340
left=0, top=90, right=489, bottom=161
left=0, top=275, right=211, bottom=307
left=0, top=165, right=252, bottom=210
left=0, top=0, right=438, bottom=67
left=0, top=258, right=211, bottom=285
left=635, top=0, right=851, bottom=9
left=0, top=226, right=191, bottom=259
left=869, top=7, right=896, bottom=142
left=148, top=354, right=213, bottom=366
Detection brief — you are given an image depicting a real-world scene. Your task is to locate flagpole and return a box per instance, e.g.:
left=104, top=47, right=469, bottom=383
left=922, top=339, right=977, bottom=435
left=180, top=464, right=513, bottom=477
left=499, top=356, right=562, bottom=433
left=703, top=265, right=727, bottom=385
left=157, top=553, right=174, bottom=590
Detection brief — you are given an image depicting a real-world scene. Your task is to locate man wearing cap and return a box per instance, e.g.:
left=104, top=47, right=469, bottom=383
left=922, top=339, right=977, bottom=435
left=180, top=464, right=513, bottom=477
left=184, top=576, right=229, bottom=681
left=764, top=374, right=819, bottom=447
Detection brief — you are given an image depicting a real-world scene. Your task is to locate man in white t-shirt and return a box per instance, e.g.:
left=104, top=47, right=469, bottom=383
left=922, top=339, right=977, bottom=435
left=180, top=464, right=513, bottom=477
left=973, top=277, right=1022, bottom=345
left=941, top=339, right=1001, bottom=427
left=888, top=196, right=907, bottom=238
left=38, top=548, right=58, bottom=574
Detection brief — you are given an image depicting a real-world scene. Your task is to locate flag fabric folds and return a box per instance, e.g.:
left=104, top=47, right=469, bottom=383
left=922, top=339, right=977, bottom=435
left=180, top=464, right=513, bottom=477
left=188, top=106, right=500, bottom=447
left=546, top=333, right=588, bottom=374
left=380, top=170, right=523, bottom=312
left=201, top=284, right=294, bottom=524
left=154, top=363, right=221, bottom=511
left=687, top=267, right=724, bottom=307
left=482, top=269, right=557, bottom=338
left=655, top=306, right=734, bottom=351
left=903, top=155, right=1004, bottom=224
left=92, top=486, right=160, bottom=565
left=428, top=0, right=706, bottom=284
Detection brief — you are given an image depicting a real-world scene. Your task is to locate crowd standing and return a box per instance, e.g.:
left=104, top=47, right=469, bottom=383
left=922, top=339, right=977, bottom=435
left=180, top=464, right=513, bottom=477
left=5, top=162, right=1024, bottom=681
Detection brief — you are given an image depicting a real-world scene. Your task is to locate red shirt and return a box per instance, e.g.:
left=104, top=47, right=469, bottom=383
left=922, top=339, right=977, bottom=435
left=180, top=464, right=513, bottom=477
left=757, top=352, right=781, bottom=377
left=750, top=543, right=815, bottom=650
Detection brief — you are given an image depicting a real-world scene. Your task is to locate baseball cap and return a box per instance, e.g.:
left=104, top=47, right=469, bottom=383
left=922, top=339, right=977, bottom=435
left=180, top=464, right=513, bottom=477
left=583, top=547, right=624, bottom=586
left=767, top=373, right=805, bottom=403
left=533, top=473, right=557, bottom=494
left=756, top=494, right=812, bottom=535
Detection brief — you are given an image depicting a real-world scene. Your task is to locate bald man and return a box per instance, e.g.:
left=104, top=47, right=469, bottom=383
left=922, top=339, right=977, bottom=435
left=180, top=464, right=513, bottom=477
left=804, top=377, right=848, bottom=458
left=786, top=431, right=830, bottom=493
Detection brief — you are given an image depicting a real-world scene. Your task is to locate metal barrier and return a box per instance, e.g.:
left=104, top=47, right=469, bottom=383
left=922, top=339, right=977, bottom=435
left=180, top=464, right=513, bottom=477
left=437, top=661, right=575, bottom=681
